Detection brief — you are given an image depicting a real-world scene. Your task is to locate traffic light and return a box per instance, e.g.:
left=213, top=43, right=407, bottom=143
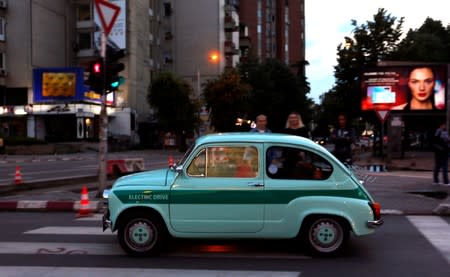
left=106, top=47, right=125, bottom=91
left=85, top=58, right=104, bottom=94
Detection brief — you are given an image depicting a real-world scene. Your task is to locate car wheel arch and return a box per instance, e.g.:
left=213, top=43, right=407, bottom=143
left=114, top=206, right=168, bottom=233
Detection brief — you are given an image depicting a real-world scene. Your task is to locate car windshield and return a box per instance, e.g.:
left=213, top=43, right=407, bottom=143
left=176, top=143, right=195, bottom=167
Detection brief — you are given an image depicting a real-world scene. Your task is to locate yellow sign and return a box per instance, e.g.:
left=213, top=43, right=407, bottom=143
left=42, top=73, right=76, bottom=97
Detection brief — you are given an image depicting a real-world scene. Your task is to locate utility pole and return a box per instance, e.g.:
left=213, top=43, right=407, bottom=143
left=97, top=32, right=108, bottom=198
left=93, top=0, right=121, bottom=197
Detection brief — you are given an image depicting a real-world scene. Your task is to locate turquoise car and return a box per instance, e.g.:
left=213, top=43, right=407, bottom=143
left=103, top=133, right=383, bottom=257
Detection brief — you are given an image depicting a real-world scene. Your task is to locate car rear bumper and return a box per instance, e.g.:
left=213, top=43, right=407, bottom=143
left=367, top=218, right=384, bottom=228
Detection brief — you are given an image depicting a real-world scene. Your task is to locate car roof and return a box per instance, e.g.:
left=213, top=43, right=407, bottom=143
left=195, top=132, right=320, bottom=149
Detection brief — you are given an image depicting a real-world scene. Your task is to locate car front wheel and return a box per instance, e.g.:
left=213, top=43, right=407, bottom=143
left=118, top=212, right=167, bottom=256
left=302, top=216, right=349, bottom=257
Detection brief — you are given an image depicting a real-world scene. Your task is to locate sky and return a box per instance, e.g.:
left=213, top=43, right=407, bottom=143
left=305, top=0, right=450, bottom=103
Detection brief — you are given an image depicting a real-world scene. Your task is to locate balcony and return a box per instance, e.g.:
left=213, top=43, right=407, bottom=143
left=224, top=41, right=239, bottom=55
left=224, top=16, right=238, bottom=32
left=165, top=31, right=173, bottom=40
left=76, top=20, right=97, bottom=32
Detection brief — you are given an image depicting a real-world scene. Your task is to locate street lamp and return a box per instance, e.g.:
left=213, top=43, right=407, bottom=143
left=208, top=51, right=220, bottom=64
left=197, top=50, right=221, bottom=96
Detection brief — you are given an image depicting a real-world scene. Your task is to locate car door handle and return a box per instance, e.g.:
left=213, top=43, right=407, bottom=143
left=247, top=182, right=264, bottom=187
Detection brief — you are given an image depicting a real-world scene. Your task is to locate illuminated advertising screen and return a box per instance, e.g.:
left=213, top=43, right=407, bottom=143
left=361, top=65, right=447, bottom=111
left=33, top=67, right=101, bottom=103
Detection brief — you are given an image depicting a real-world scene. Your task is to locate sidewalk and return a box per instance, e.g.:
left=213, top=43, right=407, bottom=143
left=0, top=149, right=449, bottom=215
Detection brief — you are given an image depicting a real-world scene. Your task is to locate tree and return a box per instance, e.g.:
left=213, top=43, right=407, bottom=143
left=389, top=18, right=450, bottom=62
left=321, top=8, right=404, bottom=124
left=203, top=69, right=252, bottom=132
left=239, top=59, right=313, bottom=132
left=147, top=72, right=200, bottom=149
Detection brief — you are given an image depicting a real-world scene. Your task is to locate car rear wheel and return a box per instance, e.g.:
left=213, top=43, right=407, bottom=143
left=301, top=216, right=348, bottom=257
left=118, top=212, right=167, bottom=256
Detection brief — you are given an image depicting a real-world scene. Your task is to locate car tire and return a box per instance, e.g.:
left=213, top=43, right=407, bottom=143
left=118, top=211, right=167, bottom=257
left=301, top=216, right=349, bottom=257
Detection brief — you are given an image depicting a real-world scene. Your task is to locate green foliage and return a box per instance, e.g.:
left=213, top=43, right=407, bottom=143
left=147, top=72, right=200, bottom=134
left=320, top=8, right=404, bottom=125
left=238, top=59, right=313, bottom=132
left=203, top=69, right=252, bottom=132
left=389, top=18, right=450, bottom=62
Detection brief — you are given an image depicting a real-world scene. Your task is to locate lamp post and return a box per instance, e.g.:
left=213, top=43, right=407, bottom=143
left=196, top=50, right=220, bottom=135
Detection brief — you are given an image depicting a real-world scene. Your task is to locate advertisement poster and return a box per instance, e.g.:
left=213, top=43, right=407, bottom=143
left=361, top=65, right=447, bottom=111
left=33, top=67, right=101, bottom=103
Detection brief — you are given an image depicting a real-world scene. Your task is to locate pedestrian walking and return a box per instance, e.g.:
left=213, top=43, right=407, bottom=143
left=432, top=122, right=449, bottom=185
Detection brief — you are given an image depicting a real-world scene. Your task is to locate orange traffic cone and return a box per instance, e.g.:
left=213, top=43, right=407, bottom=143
left=14, top=165, right=22, bottom=185
left=168, top=155, right=174, bottom=167
left=77, top=186, right=92, bottom=217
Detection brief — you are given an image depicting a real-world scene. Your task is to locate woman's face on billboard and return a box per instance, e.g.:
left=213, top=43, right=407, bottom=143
left=408, top=67, right=435, bottom=103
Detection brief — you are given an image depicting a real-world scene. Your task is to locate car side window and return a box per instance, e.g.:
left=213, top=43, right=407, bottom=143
left=187, top=146, right=259, bottom=178
left=266, top=146, right=332, bottom=180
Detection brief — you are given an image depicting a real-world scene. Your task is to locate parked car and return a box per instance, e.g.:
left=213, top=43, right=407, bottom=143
left=102, top=133, right=383, bottom=257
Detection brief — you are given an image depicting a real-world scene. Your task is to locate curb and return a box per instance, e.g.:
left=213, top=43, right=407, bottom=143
left=433, top=203, right=450, bottom=215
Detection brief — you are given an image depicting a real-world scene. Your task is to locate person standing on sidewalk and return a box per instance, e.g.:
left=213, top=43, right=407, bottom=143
left=432, top=122, right=449, bottom=185
left=249, top=114, right=272, bottom=133
left=331, top=113, right=355, bottom=164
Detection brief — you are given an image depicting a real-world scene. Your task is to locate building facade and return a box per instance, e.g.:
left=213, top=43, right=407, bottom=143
left=0, top=0, right=305, bottom=145
left=239, top=0, right=305, bottom=69
left=0, top=0, right=162, bottom=145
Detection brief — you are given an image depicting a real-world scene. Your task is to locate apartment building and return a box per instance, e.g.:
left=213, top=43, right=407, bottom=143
left=0, top=0, right=159, bottom=144
left=0, top=0, right=304, bottom=145
left=239, top=0, right=305, bottom=69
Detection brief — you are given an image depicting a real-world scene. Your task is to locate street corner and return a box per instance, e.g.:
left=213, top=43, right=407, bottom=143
left=433, top=201, right=450, bottom=216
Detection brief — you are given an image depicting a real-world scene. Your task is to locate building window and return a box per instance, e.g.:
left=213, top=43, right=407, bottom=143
left=78, top=32, right=93, bottom=50
left=77, top=4, right=92, bottom=21
left=257, top=0, right=262, bottom=58
left=0, top=52, right=5, bottom=69
left=163, top=2, right=172, bottom=16
left=0, top=17, right=5, bottom=41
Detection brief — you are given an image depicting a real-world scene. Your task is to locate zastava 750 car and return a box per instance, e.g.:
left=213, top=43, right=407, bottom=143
left=102, top=133, right=383, bottom=257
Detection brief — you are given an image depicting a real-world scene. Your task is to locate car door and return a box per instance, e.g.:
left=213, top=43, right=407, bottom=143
left=169, top=143, right=265, bottom=233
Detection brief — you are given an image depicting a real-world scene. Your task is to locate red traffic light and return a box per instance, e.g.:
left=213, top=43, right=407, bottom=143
left=93, top=62, right=102, bottom=73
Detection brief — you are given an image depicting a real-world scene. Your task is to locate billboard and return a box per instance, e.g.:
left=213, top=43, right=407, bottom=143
left=33, top=67, right=101, bottom=103
left=361, top=65, right=447, bottom=111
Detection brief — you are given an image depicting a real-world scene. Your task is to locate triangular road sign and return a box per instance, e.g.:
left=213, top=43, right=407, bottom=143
left=375, top=110, right=390, bottom=123
left=95, top=0, right=121, bottom=36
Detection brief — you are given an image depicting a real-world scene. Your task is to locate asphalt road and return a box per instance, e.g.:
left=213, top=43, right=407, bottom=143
left=0, top=212, right=449, bottom=276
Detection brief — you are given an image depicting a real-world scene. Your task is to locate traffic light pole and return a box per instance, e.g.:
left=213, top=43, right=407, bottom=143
left=97, top=32, right=108, bottom=198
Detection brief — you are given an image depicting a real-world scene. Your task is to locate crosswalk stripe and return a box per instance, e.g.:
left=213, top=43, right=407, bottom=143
left=23, top=226, right=114, bottom=236
left=0, top=242, right=309, bottom=260
left=0, top=266, right=301, bottom=277
left=0, top=242, right=122, bottom=255
left=407, top=216, right=450, bottom=264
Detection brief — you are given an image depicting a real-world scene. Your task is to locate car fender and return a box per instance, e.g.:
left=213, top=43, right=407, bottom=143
left=285, top=196, right=375, bottom=236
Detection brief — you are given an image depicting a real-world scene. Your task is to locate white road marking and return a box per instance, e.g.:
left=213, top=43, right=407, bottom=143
left=0, top=242, right=122, bottom=255
left=23, top=226, right=113, bottom=236
left=407, top=216, right=450, bottom=264
left=0, top=241, right=309, bottom=260
left=0, top=266, right=301, bottom=277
